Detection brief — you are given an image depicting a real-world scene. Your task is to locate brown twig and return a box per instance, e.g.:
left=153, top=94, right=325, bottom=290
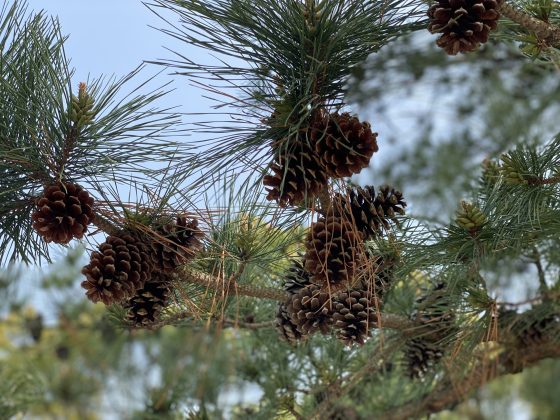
left=178, top=267, right=290, bottom=301
left=500, top=2, right=560, bottom=48
left=222, top=319, right=276, bottom=329
left=527, top=174, right=560, bottom=185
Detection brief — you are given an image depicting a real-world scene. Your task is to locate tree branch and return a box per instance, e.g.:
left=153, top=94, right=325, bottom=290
left=177, top=266, right=290, bottom=301
left=500, top=2, right=560, bottom=48
left=92, top=212, right=415, bottom=327
left=384, top=339, right=560, bottom=420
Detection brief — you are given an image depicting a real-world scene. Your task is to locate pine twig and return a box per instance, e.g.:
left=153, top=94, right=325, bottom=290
left=531, top=247, right=549, bottom=294
left=316, top=186, right=332, bottom=214
left=500, top=1, right=560, bottom=48
left=177, top=267, right=290, bottom=301
left=527, top=174, right=560, bottom=185
left=384, top=340, right=560, bottom=420
left=92, top=212, right=121, bottom=236
left=222, top=319, right=276, bottom=329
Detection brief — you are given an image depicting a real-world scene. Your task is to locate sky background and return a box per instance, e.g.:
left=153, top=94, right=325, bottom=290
left=25, top=0, right=210, bottom=115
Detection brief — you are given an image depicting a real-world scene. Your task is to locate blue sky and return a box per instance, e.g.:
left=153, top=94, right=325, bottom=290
left=25, top=0, right=207, bottom=114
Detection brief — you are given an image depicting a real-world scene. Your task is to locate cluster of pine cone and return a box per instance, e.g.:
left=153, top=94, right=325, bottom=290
left=81, top=216, right=204, bottom=327
left=263, top=112, right=379, bottom=207
left=275, top=258, right=383, bottom=346
left=275, top=184, right=406, bottom=347
left=30, top=179, right=204, bottom=327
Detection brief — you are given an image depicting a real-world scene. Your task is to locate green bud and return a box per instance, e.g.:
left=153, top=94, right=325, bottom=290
left=455, top=201, right=487, bottom=232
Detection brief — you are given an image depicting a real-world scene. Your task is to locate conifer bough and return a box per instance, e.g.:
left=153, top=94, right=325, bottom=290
left=3, top=0, right=560, bottom=418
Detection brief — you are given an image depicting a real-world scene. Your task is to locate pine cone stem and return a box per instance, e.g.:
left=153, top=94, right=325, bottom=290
left=177, top=267, right=290, bottom=301
left=92, top=212, right=121, bottom=236
left=500, top=2, right=560, bottom=47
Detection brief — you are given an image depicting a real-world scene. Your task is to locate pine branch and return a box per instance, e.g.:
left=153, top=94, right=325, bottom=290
left=384, top=339, right=560, bottom=420
left=527, top=174, right=560, bottom=185
left=176, top=266, right=289, bottom=301
left=500, top=1, right=560, bottom=48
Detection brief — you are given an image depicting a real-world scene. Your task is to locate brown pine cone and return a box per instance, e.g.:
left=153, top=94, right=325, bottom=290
left=31, top=182, right=95, bottom=244
left=516, top=311, right=559, bottom=347
left=286, top=284, right=333, bottom=336
left=283, top=258, right=312, bottom=294
left=152, top=216, right=204, bottom=273
left=81, top=233, right=154, bottom=305
left=368, top=255, right=397, bottom=301
left=125, top=274, right=172, bottom=327
left=312, top=113, right=378, bottom=178
left=413, top=282, right=455, bottom=342
left=428, top=0, right=501, bottom=55
left=332, top=289, right=378, bottom=346
left=275, top=303, right=305, bottom=345
left=263, top=138, right=328, bottom=207
left=327, top=405, right=361, bottom=420
left=304, top=216, right=364, bottom=292
left=333, top=185, right=406, bottom=239
left=404, top=338, right=444, bottom=379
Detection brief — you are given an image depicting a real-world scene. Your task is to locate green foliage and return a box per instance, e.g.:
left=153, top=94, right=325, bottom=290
left=146, top=0, right=425, bottom=191
left=1, top=0, right=560, bottom=419
left=0, top=0, right=189, bottom=265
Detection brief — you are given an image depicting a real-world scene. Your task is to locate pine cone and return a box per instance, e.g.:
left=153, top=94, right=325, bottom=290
left=275, top=303, right=305, bottom=345
left=31, top=182, right=95, bottom=244
left=517, top=312, right=559, bottom=347
left=428, top=0, right=501, bottom=55
left=327, top=405, right=361, bottom=420
left=126, top=274, right=172, bottom=327
left=81, top=233, right=154, bottom=305
left=332, top=289, right=378, bottom=346
left=286, top=284, right=333, bottom=336
left=304, top=216, right=364, bottom=292
left=404, top=338, right=444, bottom=379
left=333, top=185, right=406, bottom=239
left=371, top=256, right=395, bottom=302
left=283, top=258, right=312, bottom=294
left=413, top=282, right=455, bottom=342
left=152, top=216, right=204, bottom=273
left=312, top=112, right=378, bottom=178
left=263, top=139, right=328, bottom=207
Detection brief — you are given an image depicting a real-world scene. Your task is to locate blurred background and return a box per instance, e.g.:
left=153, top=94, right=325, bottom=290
left=2, top=1, right=560, bottom=418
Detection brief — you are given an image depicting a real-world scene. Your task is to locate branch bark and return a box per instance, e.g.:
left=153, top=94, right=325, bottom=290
left=500, top=2, right=560, bottom=48
left=384, top=339, right=560, bottom=420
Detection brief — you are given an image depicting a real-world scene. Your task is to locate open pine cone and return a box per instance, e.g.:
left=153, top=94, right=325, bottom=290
left=413, top=282, right=455, bottom=342
left=304, top=216, right=364, bottom=292
left=31, top=182, right=95, bottom=244
left=125, top=274, right=172, bottom=327
left=312, top=112, right=378, bottom=178
left=286, top=284, right=333, bottom=336
left=275, top=303, right=306, bottom=345
left=152, top=216, right=204, bottom=273
left=81, top=233, right=154, bottom=305
left=428, top=0, right=501, bottom=55
left=332, top=289, right=378, bottom=346
left=284, top=258, right=312, bottom=294
left=404, top=338, right=444, bottom=379
left=332, top=185, right=406, bottom=239
left=263, top=138, right=328, bottom=207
